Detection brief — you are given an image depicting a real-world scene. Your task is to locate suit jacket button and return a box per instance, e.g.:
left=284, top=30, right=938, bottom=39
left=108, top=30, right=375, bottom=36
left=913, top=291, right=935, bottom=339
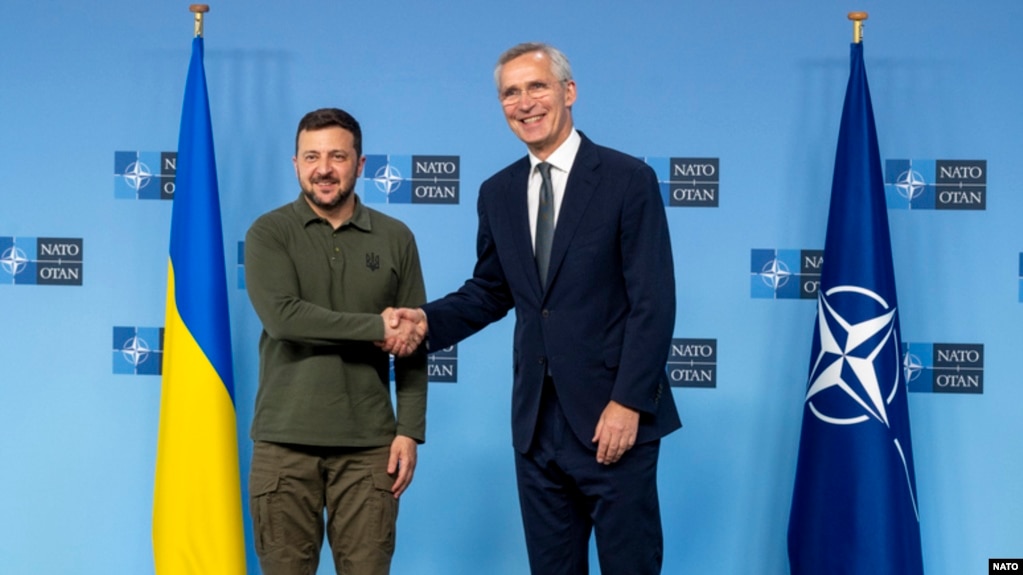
left=541, top=309, right=549, bottom=318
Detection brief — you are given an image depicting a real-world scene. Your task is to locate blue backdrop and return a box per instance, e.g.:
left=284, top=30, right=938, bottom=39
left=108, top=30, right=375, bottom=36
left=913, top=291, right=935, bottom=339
left=1, top=1, right=1020, bottom=573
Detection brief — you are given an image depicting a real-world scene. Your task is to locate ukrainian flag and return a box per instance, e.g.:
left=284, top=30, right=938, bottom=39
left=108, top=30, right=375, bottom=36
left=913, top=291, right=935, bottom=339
left=153, top=36, right=246, bottom=574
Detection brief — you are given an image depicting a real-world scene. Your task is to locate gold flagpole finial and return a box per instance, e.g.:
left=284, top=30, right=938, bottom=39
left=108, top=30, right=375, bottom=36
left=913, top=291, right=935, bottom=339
left=848, top=12, right=868, bottom=44
left=190, top=4, right=210, bottom=38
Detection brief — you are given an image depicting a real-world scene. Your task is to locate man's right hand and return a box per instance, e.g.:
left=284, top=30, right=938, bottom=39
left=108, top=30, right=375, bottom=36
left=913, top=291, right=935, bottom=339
left=378, top=307, right=428, bottom=357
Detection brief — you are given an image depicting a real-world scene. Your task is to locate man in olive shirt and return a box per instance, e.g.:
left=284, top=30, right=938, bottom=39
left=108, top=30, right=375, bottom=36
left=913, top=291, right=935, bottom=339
left=244, top=108, right=427, bottom=575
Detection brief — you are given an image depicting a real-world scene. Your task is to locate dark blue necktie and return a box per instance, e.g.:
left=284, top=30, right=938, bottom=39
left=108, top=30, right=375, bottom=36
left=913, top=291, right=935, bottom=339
left=535, top=162, right=554, bottom=287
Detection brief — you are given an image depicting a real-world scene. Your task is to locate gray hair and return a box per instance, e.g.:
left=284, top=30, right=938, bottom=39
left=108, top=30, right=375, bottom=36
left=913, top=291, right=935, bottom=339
left=493, top=42, right=573, bottom=91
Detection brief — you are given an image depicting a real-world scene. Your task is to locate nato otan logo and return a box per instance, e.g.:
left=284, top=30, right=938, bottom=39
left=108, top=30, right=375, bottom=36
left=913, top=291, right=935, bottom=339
left=114, top=151, right=176, bottom=200
left=113, top=326, right=164, bottom=375
left=361, top=155, right=459, bottom=204
left=387, top=344, right=458, bottom=383
left=750, top=249, right=822, bottom=299
left=884, top=159, right=986, bottom=210
left=1, top=237, right=83, bottom=286
left=903, top=342, right=984, bottom=394
left=645, top=157, right=719, bottom=207
left=666, top=338, right=716, bottom=388
left=428, top=345, right=458, bottom=383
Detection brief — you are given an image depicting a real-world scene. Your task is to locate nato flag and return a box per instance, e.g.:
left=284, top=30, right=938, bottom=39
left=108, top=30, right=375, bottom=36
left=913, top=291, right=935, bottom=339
left=787, top=41, right=925, bottom=575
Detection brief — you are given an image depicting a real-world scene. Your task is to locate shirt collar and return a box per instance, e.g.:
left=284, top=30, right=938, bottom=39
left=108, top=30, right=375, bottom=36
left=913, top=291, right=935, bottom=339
left=529, top=128, right=581, bottom=175
left=293, top=192, right=372, bottom=231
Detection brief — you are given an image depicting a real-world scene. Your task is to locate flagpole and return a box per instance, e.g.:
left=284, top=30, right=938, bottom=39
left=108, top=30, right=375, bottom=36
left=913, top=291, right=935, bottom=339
left=848, top=11, right=867, bottom=44
left=191, top=4, right=209, bottom=38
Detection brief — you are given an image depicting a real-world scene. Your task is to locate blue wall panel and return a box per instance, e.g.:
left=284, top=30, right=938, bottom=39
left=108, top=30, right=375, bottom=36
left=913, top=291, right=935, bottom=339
left=1, top=1, right=1020, bottom=573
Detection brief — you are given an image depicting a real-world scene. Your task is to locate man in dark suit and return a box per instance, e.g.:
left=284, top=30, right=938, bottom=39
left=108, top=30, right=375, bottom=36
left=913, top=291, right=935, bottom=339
left=386, top=42, right=680, bottom=574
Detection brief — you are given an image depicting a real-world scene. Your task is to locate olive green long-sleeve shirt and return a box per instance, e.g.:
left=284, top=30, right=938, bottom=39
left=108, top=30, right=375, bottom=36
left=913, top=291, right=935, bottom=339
left=245, top=194, right=427, bottom=447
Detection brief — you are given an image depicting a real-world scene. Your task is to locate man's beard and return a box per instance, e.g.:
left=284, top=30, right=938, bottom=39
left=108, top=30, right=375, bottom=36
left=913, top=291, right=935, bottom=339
left=303, top=174, right=355, bottom=210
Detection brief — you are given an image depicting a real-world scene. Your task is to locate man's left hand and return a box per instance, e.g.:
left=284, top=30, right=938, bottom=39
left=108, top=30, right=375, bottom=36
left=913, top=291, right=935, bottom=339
left=388, top=435, right=418, bottom=498
left=592, top=400, right=639, bottom=465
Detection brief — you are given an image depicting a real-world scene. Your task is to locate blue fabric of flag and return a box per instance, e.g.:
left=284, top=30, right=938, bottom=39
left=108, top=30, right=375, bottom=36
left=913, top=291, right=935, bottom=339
left=787, top=42, right=925, bottom=575
left=169, top=37, right=234, bottom=398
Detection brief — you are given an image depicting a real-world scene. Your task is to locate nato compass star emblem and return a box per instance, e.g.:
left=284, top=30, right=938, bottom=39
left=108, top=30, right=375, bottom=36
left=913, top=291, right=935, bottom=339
left=805, top=285, right=900, bottom=426
left=902, top=350, right=924, bottom=385
left=373, top=164, right=403, bottom=196
left=759, top=258, right=792, bottom=290
left=894, top=168, right=926, bottom=202
left=113, top=326, right=162, bottom=375
left=122, top=160, right=154, bottom=192
left=1, top=245, right=29, bottom=277
left=804, top=285, right=921, bottom=519
left=121, top=335, right=153, bottom=368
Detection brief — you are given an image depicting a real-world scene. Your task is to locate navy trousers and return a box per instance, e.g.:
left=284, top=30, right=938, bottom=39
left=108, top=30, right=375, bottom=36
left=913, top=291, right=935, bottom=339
left=514, top=382, right=664, bottom=575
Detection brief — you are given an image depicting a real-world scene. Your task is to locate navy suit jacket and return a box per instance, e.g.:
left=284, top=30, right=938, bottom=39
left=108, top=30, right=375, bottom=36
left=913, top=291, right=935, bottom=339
left=422, top=133, right=681, bottom=453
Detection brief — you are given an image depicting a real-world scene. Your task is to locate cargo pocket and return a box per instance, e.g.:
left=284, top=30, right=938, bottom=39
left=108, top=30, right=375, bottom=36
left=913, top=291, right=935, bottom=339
left=370, top=472, right=399, bottom=554
left=249, top=468, right=282, bottom=555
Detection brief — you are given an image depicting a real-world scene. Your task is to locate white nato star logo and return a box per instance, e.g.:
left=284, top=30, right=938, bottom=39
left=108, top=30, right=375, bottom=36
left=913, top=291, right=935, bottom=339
left=902, top=351, right=924, bottom=383
left=805, top=285, right=921, bottom=520
left=759, top=258, right=791, bottom=290
left=1, top=246, right=29, bottom=276
left=122, top=160, right=153, bottom=192
left=372, top=164, right=403, bottom=195
left=895, top=168, right=926, bottom=201
left=805, top=285, right=900, bottom=426
left=121, top=335, right=152, bottom=367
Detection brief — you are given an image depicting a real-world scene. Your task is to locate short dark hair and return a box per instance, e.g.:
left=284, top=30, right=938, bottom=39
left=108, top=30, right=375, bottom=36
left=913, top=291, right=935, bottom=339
left=295, top=108, right=362, bottom=157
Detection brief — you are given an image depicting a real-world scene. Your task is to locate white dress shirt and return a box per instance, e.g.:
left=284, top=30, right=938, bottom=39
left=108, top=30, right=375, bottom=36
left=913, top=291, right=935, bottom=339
left=527, top=129, right=581, bottom=253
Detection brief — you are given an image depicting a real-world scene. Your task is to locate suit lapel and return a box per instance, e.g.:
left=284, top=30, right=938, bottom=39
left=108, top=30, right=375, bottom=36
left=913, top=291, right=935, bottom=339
left=501, top=158, right=545, bottom=302
left=545, top=136, right=600, bottom=300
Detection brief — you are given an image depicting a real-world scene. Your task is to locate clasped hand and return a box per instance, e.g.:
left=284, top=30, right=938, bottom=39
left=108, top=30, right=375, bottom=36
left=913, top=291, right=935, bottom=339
left=377, top=307, right=428, bottom=357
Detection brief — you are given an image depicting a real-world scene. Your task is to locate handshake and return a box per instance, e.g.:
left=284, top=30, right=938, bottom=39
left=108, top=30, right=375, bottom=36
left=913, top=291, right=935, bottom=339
left=377, top=307, right=429, bottom=357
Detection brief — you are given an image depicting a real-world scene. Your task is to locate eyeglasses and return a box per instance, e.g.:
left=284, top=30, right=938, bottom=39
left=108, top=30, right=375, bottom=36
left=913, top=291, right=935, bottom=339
left=499, top=81, right=559, bottom=106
